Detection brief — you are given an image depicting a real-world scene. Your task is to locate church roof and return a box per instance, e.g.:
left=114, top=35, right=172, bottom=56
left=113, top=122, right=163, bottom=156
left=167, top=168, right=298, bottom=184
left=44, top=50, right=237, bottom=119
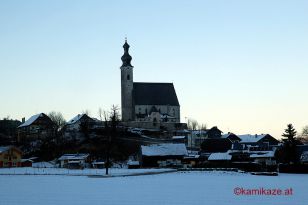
left=133, top=82, right=180, bottom=106
left=121, top=39, right=133, bottom=67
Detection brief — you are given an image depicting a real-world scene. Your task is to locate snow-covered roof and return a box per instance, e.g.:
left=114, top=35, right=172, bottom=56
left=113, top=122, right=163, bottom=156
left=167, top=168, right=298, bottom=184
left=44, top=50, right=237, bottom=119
left=237, top=134, right=268, bottom=143
left=0, top=146, right=21, bottom=154
left=221, top=133, right=239, bottom=139
left=221, top=133, right=231, bottom=138
left=172, top=136, right=186, bottom=140
left=300, top=151, right=308, bottom=162
left=208, top=152, right=232, bottom=161
left=141, top=143, right=188, bottom=157
left=0, top=146, right=10, bottom=153
left=127, top=161, right=140, bottom=165
left=67, top=114, right=86, bottom=125
left=191, top=130, right=208, bottom=135
left=58, top=153, right=89, bottom=161
left=250, top=151, right=275, bottom=158
left=18, top=113, right=44, bottom=128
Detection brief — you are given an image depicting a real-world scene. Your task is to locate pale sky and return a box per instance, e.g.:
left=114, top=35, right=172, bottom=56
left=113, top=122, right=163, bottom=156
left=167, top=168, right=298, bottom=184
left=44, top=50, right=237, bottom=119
left=1, top=0, right=308, bottom=138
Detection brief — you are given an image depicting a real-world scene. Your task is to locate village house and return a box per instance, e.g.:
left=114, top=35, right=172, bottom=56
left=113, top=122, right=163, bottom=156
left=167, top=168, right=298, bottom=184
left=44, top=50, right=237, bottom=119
left=207, top=151, right=233, bottom=167
left=64, top=114, right=102, bottom=141
left=188, top=126, right=223, bottom=149
left=237, top=134, right=279, bottom=147
left=17, top=113, right=56, bottom=142
left=140, top=143, right=188, bottom=167
left=200, top=138, right=233, bottom=153
left=0, top=146, right=23, bottom=168
left=300, top=151, right=308, bottom=165
left=221, top=132, right=241, bottom=142
left=249, top=150, right=277, bottom=170
left=58, top=153, right=90, bottom=169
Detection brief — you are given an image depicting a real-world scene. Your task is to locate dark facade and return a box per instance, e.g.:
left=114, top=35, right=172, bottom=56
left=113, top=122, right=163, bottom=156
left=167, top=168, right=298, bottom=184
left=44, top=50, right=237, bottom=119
left=201, top=138, right=233, bottom=153
left=205, top=126, right=222, bottom=139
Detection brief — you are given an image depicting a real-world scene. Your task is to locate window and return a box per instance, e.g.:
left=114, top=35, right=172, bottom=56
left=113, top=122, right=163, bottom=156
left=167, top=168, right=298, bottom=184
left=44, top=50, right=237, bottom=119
left=127, top=75, right=130, bottom=80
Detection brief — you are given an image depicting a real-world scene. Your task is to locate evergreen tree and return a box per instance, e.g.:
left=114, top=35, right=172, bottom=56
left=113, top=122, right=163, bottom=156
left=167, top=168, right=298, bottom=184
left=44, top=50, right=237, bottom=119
left=282, top=124, right=297, bottom=142
left=280, top=124, right=299, bottom=164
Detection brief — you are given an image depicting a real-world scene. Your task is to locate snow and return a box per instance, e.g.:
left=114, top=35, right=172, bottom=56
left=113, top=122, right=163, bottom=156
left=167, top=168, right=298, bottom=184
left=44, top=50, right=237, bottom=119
left=66, top=114, right=85, bottom=125
left=250, top=151, right=275, bottom=158
left=0, top=171, right=307, bottom=205
left=18, top=113, right=43, bottom=128
left=238, top=134, right=267, bottom=143
left=58, top=153, right=89, bottom=161
left=32, top=162, right=55, bottom=168
left=0, top=146, right=10, bottom=153
left=208, top=152, right=232, bottom=160
left=172, top=136, right=186, bottom=139
left=127, top=161, right=140, bottom=166
left=141, top=143, right=188, bottom=156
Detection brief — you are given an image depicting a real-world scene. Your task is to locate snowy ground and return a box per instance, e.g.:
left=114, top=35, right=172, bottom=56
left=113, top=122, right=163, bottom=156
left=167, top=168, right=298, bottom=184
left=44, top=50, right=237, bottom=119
left=0, top=171, right=307, bottom=205
left=0, top=167, right=174, bottom=176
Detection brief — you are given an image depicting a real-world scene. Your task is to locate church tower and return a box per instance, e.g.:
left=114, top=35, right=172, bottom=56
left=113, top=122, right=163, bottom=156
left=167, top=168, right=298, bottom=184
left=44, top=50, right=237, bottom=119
left=120, top=39, right=134, bottom=121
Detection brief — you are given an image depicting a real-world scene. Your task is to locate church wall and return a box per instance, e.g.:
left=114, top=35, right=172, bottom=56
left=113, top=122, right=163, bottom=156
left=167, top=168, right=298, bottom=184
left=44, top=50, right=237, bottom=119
left=134, top=105, right=180, bottom=122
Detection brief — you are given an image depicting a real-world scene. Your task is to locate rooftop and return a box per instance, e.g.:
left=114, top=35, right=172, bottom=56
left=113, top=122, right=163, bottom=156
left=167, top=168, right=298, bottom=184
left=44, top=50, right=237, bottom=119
left=141, top=143, right=188, bottom=157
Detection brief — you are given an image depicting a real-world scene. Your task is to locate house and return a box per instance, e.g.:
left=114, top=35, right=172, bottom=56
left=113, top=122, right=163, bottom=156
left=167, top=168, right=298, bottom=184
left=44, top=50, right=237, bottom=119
left=92, top=160, right=105, bottom=169
left=172, top=136, right=187, bottom=145
left=237, top=134, right=279, bottom=146
left=21, top=159, right=33, bottom=167
left=140, top=143, right=188, bottom=167
left=200, top=138, right=233, bottom=153
left=64, top=114, right=101, bottom=141
left=58, top=153, right=90, bottom=169
left=206, top=152, right=233, bottom=168
left=189, top=126, right=223, bottom=149
left=296, top=145, right=308, bottom=162
left=0, top=146, right=22, bottom=168
left=127, top=160, right=140, bottom=169
left=300, top=151, right=308, bottom=164
left=208, top=152, right=232, bottom=161
left=249, top=149, right=277, bottom=171
left=17, top=113, right=56, bottom=142
left=222, top=133, right=241, bottom=142
left=65, top=114, right=97, bottom=131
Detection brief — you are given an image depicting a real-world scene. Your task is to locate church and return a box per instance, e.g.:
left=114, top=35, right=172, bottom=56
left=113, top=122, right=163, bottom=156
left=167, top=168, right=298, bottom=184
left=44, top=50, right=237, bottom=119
left=120, top=40, right=181, bottom=125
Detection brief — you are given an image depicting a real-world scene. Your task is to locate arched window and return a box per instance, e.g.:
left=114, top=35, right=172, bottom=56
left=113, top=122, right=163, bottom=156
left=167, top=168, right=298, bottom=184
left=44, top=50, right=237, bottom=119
left=127, top=75, right=130, bottom=80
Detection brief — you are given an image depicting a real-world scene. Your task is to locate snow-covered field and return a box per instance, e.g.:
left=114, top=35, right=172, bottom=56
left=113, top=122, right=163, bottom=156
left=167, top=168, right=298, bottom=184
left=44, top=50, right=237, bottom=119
left=0, top=171, right=307, bottom=205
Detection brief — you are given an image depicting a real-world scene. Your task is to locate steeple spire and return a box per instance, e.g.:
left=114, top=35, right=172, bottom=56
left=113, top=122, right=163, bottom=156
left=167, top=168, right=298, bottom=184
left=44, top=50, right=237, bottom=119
left=121, top=38, right=133, bottom=67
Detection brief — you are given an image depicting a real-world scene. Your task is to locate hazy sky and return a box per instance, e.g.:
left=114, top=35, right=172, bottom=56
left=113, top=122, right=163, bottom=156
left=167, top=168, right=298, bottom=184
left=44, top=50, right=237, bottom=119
left=1, top=0, right=307, bottom=138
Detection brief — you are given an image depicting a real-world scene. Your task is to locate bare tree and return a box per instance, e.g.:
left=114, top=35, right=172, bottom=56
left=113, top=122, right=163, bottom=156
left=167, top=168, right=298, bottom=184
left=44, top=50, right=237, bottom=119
left=48, top=111, right=66, bottom=130
left=104, top=105, right=120, bottom=175
left=199, top=123, right=207, bottom=131
left=82, top=109, right=91, bottom=116
left=302, top=126, right=308, bottom=137
left=187, top=118, right=199, bottom=130
left=299, top=125, right=308, bottom=144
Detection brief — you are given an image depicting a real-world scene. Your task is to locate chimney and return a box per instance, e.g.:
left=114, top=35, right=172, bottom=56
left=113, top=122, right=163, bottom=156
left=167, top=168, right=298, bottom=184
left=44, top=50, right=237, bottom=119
left=22, top=117, right=25, bottom=123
